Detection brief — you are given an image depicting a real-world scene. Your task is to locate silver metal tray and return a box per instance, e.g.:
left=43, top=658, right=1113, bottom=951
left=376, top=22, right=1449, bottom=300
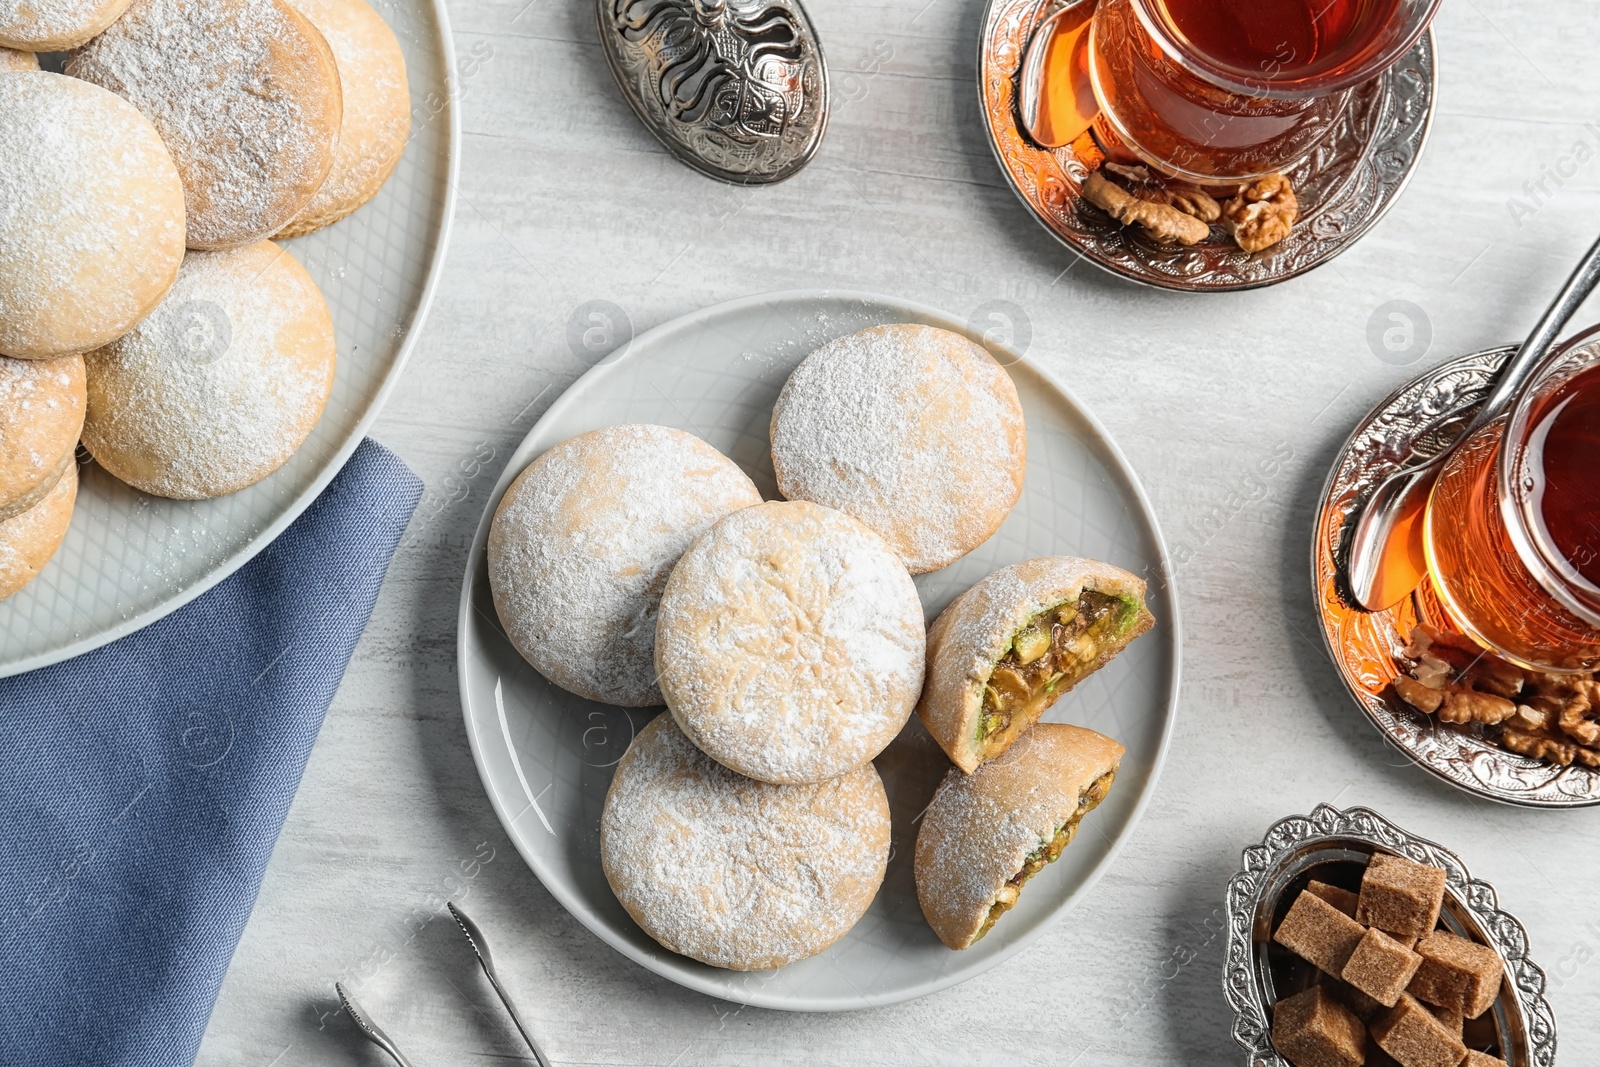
left=1312, top=344, right=1600, bottom=806
left=1224, top=804, right=1555, bottom=1066
left=976, top=0, right=1436, bottom=291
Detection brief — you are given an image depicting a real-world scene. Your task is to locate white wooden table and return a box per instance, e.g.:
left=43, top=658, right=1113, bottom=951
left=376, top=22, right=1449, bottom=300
left=197, top=0, right=1600, bottom=1062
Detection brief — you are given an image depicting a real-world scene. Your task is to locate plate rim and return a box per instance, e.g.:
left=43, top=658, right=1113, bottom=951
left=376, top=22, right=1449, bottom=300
left=454, top=287, right=1184, bottom=1011
left=0, top=0, right=462, bottom=679
left=974, top=0, right=1438, bottom=293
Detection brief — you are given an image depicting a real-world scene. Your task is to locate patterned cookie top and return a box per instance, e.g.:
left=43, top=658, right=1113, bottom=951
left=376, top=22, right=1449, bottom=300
left=600, top=715, right=890, bottom=971
left=69, top=0, right=341, bottom=249
left=488, top=424, right=761, bottom=707
left=655, top=499, right=925, bottom=784
left=81, top=242, right=336, bottom=499
left=770, top=324, right=1025, bottom=574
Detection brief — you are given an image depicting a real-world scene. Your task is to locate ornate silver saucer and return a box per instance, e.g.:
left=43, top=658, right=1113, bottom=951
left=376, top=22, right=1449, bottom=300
left=977, top=0, right=1436, bottom=292
left=1224, top=804, right=1556, bottom=1067
left=1313, top=344, right=1600, bottom=807
left=597, top=0, right=829, bottom=185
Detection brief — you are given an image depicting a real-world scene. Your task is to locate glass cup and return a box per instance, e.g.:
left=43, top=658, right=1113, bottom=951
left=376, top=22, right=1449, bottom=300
left=1423, top=326, right=1600, bottom=673
left=1085, top=0, right=1442, bottom=184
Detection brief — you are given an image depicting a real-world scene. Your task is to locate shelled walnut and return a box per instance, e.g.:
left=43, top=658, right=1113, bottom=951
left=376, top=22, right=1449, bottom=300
left=1392, top=624, right=1600, bottom=766
left=1082, top=165, right=1296, bottom=252
left=1081, top=171, right=1209, bottom=246
left=1223, top=173, right=1298, bottom=253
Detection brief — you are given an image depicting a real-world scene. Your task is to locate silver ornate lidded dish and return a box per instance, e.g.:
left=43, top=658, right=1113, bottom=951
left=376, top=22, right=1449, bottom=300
left=1224, top=804, right=1556, bottom=1067
left=1313, top=343, right=1600, bottom=807
left=597, top=0, right=829, bottom=185
left=976, top=0, right=1436, bottom=292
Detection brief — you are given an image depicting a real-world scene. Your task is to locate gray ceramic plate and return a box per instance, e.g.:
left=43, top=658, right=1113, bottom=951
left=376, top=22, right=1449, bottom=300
left=0, top=0, right=458, bottom=676
left=456, top=290, right=1181, bottom=1011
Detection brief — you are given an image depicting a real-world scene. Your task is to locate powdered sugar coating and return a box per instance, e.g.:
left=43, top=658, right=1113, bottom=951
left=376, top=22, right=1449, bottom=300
left=0, top=460, right=76, bottom=601
left=0, top=72, right=185, bottom=360
left=601, top=715, right=890, bottom=971
left=488, top=425, right=762, bottom=707
left=0, top=353, right=85, bottom=520
left=69, top=0, right=341, bottom=250
left=81, top=241, right=336, bottom=499
left=656, top=499, right=926, bottom=785
left=277, top=0, right=409, bottom=237
left=0, top=0, right=132, bottom=50
left=770, top=324, right=1026, bottom=574
left=0, top=46, right=39, bottom=68
left=919, top=556, right=1153, bottom=773
left=913, top=723, right=1124, bottom=949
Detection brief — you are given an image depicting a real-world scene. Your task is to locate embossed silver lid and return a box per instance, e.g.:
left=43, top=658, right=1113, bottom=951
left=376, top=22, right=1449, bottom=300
left=597, top=0, right=830, bottom=185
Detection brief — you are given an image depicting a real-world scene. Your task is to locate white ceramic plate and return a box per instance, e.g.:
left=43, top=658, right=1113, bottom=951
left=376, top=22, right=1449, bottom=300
left=0, top=0, right=458, bottom=676
left=456, top=291, right=1181, bottom=1011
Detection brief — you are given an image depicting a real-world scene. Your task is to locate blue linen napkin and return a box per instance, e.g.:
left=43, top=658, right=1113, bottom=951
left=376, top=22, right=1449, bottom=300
left=0, top=438, right=422, bottom=1067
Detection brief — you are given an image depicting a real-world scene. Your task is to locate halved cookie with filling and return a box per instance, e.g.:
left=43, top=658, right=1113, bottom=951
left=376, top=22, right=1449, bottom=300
left=917, top=556, right=1153, bottom=773
left=914, top=722, right=1124, bottom=949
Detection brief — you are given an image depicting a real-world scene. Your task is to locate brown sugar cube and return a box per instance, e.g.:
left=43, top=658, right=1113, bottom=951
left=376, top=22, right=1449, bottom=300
left=1271, top=986, right=1366, bottom=1067
left=1410, top=930, right=1504, bottom=1018
left=1357, top=853, right=1447, bottom=941
left=1425, top=1001, right=1464, bottom=1036
left=1342, top=927, right=1424, bottom=1006
left=1372, top=993, right=1468, bottom=1067
left=1325, top=976, right=1385, bottom=1022
left=1463, top=1052, right=1508, bottom=1067
left=1306, top=879, right=1360, bottom=918
left=1275, top=890, right=1367, bottom=975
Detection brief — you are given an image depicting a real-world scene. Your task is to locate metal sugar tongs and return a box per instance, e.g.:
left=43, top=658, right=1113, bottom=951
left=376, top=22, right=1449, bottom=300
left=335, top=902, right=553, bottom=1066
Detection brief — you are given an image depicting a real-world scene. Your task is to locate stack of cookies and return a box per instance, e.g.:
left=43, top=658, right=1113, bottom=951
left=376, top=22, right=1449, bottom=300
left=488, top=324, right=1156, bottom=969
left=0, top=0, right=411, bottom=601
left=1271, top=851, right=1511, bottom=1067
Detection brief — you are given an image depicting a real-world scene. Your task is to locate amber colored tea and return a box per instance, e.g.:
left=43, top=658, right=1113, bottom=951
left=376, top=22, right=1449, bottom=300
left=1523, top=362, right=1600, bottom=589
left=1155, top=0, right=1399, bottom=79
left=1085, top=0, right=1409, bottom=182
left=1424, top=364, right=1600, bottom=672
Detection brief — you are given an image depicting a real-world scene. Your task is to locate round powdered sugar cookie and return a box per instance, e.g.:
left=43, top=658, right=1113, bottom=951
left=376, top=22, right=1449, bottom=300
left=0, top=72, right=185, bottom=360
left=0, top=46, right=39, bottom=68
left=0, top=353, right=86, bottom=521
left=601, top=715, right=890, bottom=971
left=0, top=0, right=132, bottom=50
left=770, top=323, right=1026, bottom=574
left=69, top=0, right=342, bottom=250
left=0, top=461, right=76, bottom=602
left=81, top=241, right=336, bottom=499
left=277, top=0, right=410, bottom=238
left=488, top=424, right=762, bottom=707
left=655, top=499, right=925, bottom=785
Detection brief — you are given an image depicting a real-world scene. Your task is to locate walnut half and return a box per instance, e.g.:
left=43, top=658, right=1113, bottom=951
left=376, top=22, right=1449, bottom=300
left=1223, top=174, right=1298, bottom=253
left=1081, top=171, right=1209, bottom=246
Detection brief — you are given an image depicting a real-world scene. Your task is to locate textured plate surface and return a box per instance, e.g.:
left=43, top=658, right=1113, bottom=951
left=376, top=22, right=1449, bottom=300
left=977, top=0, right=1435, bottom=292
left=1224, top=804, right=1556, bottom=1066
left=0, top=0, right=458, bottom=676
left=456, top=290, right=1181, bottom=1011
left=1313, top=343, right=1600, bottom=806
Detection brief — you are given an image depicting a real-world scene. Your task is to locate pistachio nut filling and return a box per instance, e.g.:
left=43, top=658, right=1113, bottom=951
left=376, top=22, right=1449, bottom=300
left=976, top=590, right=1142, bottom=751
left=973, top=768, right=1117, bottom=942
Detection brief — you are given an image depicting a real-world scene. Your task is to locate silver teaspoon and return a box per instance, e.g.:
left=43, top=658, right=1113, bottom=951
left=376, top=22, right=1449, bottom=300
left=1018, top=0, right=1098, bottom=149
left=1345, top=234, right=1600, bottom=612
